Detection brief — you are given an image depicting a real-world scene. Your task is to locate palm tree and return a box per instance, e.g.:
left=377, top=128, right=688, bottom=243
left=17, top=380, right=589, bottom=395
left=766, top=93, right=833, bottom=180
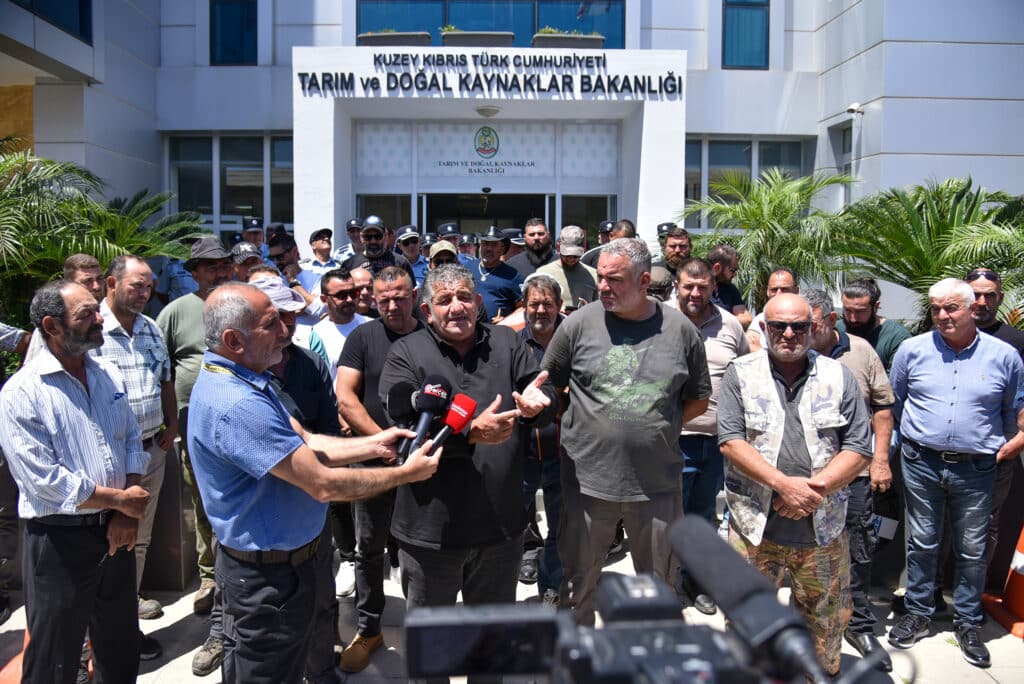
left=831, top=177, right=1018, bottom=329
left=681, top=168, right=852, bottom=310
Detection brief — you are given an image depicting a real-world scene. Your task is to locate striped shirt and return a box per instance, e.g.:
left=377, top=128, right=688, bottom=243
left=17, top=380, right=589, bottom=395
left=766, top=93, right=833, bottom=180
left=90, top=300, right=171, bottom=438
left=0, top=345, right=149, bottom=518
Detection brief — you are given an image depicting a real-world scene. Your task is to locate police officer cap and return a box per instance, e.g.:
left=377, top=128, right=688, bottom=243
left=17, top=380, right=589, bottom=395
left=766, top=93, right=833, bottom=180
left=361, top=215, right=386, bottom=235
left=346, top=218, right=364, bottom=232
left=480, top=226, right=505, bottom=242
left=421, top=233, right=437, bottom=247
left=242, top=217, right=263, bottom=233
left=309, top=228, right=333, bottom=244
left=396, top=225, right=420, bottom=242
left=460, top=233, right=479, bottom=246
left=437, top=222, right=461, bottom=237
left=598, top=220, right=615, bottom=234
left=266, top=222, right=288, bottom=236
left=657, top=222, right=677, bottom=237
left=504, top=228, right=525, bottom=246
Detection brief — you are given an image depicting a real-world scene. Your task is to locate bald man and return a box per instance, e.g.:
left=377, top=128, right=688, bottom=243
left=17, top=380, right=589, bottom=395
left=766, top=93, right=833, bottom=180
left=716, top=293, right=872, bottom=676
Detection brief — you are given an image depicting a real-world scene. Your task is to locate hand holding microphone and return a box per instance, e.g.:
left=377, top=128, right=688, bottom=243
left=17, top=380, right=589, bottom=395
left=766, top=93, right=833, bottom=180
left=407, top=375, right=453, bottom=456
left=428, top=394, right=478, bottom=455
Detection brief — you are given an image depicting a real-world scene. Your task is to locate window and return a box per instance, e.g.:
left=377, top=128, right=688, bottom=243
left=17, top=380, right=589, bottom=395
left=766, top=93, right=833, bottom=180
left=709, top=141, right=752, bottom=187
left=14, top=0, right=92, bottom=44
left=357, top=195, right=412, bottom=230
left=211, top=0, right=257, bottom=66
left=722, top=0, right=769, bottom=69
left=356, top=0, right=625, bottom=49
left=758, top=141, right=802, bottom=178
left=271, top=138, right=294, bottom=224
left=562, top=195, right=615, bottom=248
left=220, top=138, right=263, bottom=225
left=170, top=138, right=213, bottom=215
left=684, top=140, right=702, bottom=228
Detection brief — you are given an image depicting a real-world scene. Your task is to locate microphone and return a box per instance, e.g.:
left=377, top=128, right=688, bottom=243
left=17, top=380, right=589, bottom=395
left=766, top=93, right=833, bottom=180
left=427, top=394, right=478, bottom=456
left=385, top=382, right=417, bottom=465
left=668, top=517, right=831, bottom=684
left=408, top=375, right=453, bottom=456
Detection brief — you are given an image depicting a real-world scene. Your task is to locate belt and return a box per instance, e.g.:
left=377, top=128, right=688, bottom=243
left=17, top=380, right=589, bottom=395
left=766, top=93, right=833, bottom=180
left=221, top=537, right=320, bottom=567
left=35, top=510, right=112, bottom=526
left=904, top=438, right=984, bottom=463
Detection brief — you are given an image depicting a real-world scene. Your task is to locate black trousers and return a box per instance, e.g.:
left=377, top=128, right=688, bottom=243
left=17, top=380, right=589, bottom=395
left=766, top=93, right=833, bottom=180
left=217, top=546, right=318, bottom=684
left=351, top=489, right=395, bottom=637
left=845, top=476, right=879, bottom=633
left=307, top=523, right=339, bottom=681
left=0, top=451, right=19, bottom=597
left=22, top=519, right=139, bottom=684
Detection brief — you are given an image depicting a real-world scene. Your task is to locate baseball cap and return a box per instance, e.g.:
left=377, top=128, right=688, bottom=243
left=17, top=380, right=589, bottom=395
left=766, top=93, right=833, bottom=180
left=460, top=233, right=478, bottom=246
left=346, top=218, right=364, bottom=232
left=429, top=241, right=458, bottom=261
left=437, top=222, right=460, bottom=238
left=598, top=220, right=615, bottom=234
left=230, top=241, right=262, bottom=264
left=649, top=266, right=674, bottom=292
left=396, top=225, right=420, bottom=242
left=249, top=277, right=306, bottom=312
left=657, top=222, right=677, bottom=237
left=309, top=228, right=333, bottom=244
left=361, top=215, right=385, bottom=236
left=242, top=218, right=263, bottom=233
left=558, top=226, right=586, bottom=257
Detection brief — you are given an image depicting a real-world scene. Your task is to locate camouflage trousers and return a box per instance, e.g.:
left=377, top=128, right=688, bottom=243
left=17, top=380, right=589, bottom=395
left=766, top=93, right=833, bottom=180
left=729, top=528, right=852, bottom=676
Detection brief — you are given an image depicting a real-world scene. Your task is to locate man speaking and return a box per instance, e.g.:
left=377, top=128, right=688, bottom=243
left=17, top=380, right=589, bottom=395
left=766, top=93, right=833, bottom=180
left=187, top=283, right=440, bottom=683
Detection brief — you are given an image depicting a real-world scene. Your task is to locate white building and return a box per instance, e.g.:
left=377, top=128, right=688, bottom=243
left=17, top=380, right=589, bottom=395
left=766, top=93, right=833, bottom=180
left=1, top=0, right=1022, bottom=262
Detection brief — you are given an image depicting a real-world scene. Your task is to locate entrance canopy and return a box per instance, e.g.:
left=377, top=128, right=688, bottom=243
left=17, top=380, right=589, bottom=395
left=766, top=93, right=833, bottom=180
left=292, top=45, right=686, bottom=251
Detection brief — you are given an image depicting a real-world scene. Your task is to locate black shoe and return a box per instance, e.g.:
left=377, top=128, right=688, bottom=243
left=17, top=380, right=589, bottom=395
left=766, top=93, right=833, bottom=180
left=518, top=556, right=539, bottom=584
left=953, top=624, right=990, bottom=668
left=888, top=613, right=930, bottom=649
left=139, top=631, right=162, bottom=661
left=692, top=593, right=717, bottom=616
left=844, top=630, right=893, bottom=672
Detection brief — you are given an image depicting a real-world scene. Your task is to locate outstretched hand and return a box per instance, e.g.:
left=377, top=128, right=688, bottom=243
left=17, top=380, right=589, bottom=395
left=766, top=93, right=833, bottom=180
left=512, top=370, right=551, bottom=419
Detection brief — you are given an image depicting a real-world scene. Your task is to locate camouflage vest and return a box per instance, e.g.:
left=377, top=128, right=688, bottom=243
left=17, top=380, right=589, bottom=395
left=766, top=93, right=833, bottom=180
left=725, top=350, right=850, bottom=546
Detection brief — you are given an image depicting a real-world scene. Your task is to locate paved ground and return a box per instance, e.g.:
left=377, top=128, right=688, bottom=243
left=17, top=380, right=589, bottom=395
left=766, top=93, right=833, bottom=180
left=0, top=542, right=1020, bottom=682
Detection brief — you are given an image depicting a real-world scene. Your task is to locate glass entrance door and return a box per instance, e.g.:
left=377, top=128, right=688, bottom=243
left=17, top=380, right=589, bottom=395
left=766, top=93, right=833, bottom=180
left=420, top=193, right=548, bottom=234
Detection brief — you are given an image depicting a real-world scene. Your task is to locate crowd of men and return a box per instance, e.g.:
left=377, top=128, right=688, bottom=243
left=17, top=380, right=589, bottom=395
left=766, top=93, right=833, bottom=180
left=0, top=214, right=1022, bottom=683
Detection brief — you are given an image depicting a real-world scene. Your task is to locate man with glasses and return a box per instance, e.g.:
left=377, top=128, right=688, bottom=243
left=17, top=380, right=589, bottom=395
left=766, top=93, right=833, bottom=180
left=717, top=293, right=872, bottom=676
left=887, top=278, right=1024, bottom=668
left=395, top=225, right=428, bottom=287
left=805, top=289, right=895, bottom=672
left=298, top=228, right=341, bottom=291
left=708, top=244, right=752, bottom=330
left=342, top=216, right=415, bottom=281
left=308, top=268, right=371, bottom=380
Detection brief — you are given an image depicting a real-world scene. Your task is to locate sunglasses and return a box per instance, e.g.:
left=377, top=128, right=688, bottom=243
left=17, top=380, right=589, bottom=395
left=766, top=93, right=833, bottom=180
left=400, top=238, right=420, bottom=245
left=325, top=289, right=358, bottom=301
left=764, top=320, right=812, bottom=334
left=362, top=233, right=384, bottom=241
left=965, top=269, right=1000, bottom=284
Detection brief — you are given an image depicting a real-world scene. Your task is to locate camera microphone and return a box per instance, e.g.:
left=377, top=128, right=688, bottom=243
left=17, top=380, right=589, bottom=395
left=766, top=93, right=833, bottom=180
left=385, top=381, right=418, bottom=465
left=668, top=517, right=832, bottom=684
left=428, top=393, right=477, bottom=456
left=408, top=375, right=453, bottom=456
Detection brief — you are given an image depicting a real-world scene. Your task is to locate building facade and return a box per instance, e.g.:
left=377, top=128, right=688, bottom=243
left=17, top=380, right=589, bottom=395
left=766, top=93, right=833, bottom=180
left=2, top=1, right=1022, bottom=271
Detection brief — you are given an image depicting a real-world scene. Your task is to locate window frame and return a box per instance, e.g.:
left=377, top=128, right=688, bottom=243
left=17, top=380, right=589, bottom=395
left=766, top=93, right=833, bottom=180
left=721, top=0, right=770, bottom=71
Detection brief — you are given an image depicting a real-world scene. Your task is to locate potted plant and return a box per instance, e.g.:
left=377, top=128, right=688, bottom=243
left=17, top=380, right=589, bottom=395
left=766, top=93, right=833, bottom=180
left=357, top=28, right=432, bottom=47
left=440, top=25, right=515, bottom=47
left=531, top=26, right=604, bottom=49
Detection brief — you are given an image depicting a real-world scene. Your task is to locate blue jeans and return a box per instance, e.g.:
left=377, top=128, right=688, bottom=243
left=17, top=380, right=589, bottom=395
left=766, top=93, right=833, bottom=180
left=522, top=457, right=563, bottom=594
left=680, top=434, right=723, bottom=523
left=901, top=441, right=996, bottom=626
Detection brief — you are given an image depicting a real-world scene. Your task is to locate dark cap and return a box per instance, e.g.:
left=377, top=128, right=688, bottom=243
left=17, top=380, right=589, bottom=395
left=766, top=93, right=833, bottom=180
left=230, top=241, right=262, bottom=264
left=421, top=233, right=437, bottom=247
left=229, top=232, right=244, bottom=245
left=598, top=219, right=615, bottom=234
left=242, top=217, right=263, bottom=233
left=657, top=222, right=677, bottom=237
left=309, top=228, right=333, bottom=244
left=503, top=228, right=525, bottom=246
left=189, top=235, right=231, bottom=261
left=479, top=226, right=505, bottom=242
left=396, top=225, right=420, bottom=242
left=266, top=222, right=287, bottom=236
left=437, top=222, right=460, bottom=238
left=459, top=233, right=478, bottom=246
left=361, top=215, right=385, bottom=235
left=346, top=218, right=363, bottom=232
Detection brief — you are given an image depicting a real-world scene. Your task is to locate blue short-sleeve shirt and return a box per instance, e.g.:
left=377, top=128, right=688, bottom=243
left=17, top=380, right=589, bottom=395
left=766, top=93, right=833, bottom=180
left=187, top=351, right=325, bottom=550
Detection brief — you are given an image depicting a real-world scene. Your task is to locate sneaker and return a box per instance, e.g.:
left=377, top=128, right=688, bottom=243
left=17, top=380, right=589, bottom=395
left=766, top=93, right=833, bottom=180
left=193, top=578, right=216, bottom=615
left=339, top=633, right=384, bottom=673
left=953, top=623, right=991, bottom=668
left=139, top=631, right=162, bottom=661
left=541, top=588, right=560, bottom=607
left=138, top=595, right=163, bottom=620
left=887, top=613, right=930, bottom=649
left=692, top=593, right=717, bottom=616
left=191, top=636, right=224, bottom=677
left=334, top=560, right=356, bottom=597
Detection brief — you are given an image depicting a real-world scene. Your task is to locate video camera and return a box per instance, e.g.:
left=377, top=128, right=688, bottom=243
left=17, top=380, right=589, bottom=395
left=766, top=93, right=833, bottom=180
left=406, top=517, right=895, bottom=683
